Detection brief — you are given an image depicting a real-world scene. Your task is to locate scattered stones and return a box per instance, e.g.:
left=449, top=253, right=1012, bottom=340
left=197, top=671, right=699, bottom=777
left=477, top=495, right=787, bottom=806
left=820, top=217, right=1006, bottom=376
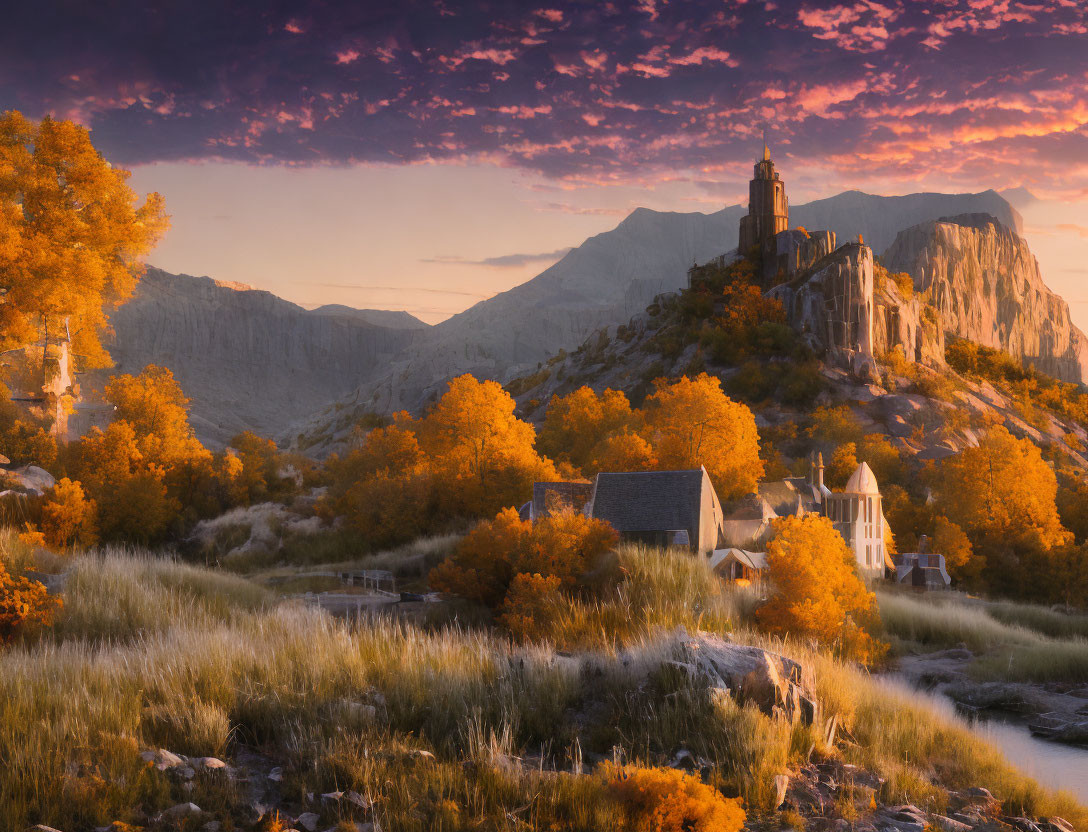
left=197, top=756, right=228, bottom=770
left=268, top=766, right=284, bottom=781
left=295, top=812, right=320, bottom=832
left=163, top=802, right=203, bottom=819
left=934, top=815, right=972, bottom=832
left=141, top=748, right=186, bottom=770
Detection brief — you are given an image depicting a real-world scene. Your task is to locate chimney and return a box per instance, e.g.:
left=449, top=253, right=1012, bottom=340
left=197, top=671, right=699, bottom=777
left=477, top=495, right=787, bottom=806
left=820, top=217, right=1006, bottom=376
left=816, top=452, right=825, bottom=490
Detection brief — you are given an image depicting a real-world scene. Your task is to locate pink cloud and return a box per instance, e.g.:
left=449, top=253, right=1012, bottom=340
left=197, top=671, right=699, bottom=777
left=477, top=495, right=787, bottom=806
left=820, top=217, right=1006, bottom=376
left=335, top=49, right=360, bottom=65
left=669, top=46, right=739, bottom=67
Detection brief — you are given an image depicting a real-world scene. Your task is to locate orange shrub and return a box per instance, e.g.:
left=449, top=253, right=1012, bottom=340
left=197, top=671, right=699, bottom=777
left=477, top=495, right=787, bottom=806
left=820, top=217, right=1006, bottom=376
left=40, top=477, right=98, bottom=548
left=499, top=572, right=563, bottom=641
left=429, top=507, right=618, bottom=632
left=0, top=562, right=61, bottom=644
left=603, top=763, right=746, bottom=832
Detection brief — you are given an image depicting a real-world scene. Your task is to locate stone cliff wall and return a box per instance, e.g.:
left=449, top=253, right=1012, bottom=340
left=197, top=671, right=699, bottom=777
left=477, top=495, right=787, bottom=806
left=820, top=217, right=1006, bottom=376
left=882, top=214, right=1088, bottom=384
left=770, top=243, right=877, bottom=377
left=873, top=279, right=945, bottom=366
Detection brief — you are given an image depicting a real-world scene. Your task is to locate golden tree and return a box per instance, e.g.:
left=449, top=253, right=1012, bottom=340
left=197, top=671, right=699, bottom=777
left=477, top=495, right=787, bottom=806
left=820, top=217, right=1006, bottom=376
left=934, top=426, right=1070, bottom=550
left=756, top=514, right=885, bottom=663
left=538, top=386, right=635, bottom=473
left=642, top=373, right=763, bottom=499
left=588, top=428, right=658, bottom=473
left=416, top=374, right=558, bottom=516
left=65, top=421, right=177, bottom=543
left=0, top=111, right=168, bottom=366
left=104, top=366, right=207, bottom=470
left=932, top=515, right=979, bottom=583
left=39, top=477, right=97, bottom=548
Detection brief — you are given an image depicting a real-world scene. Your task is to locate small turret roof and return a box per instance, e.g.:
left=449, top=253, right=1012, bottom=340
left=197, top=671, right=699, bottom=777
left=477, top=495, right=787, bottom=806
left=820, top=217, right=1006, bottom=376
left=843, top=461, right=880, bottom=495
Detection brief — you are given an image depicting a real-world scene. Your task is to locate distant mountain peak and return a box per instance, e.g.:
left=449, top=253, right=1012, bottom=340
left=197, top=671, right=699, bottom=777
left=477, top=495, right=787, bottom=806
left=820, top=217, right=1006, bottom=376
left=211, top=279, right=257, bottom=292
left=998, top=186, right=1040, bottom=210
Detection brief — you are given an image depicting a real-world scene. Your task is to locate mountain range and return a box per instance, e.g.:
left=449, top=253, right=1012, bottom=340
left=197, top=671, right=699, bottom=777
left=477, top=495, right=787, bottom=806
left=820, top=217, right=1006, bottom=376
left=97, top=188, right=1050, bottom=450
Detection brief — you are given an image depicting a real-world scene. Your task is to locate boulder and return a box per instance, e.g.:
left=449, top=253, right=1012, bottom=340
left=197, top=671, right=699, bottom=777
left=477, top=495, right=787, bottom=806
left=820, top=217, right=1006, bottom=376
left=163, top=802, right=203, bottom=819
left=670, top=630, right=818, bottom=725
left=295, top=812, right=320, bottom=832
left=141, top=748, right=186, bottom=770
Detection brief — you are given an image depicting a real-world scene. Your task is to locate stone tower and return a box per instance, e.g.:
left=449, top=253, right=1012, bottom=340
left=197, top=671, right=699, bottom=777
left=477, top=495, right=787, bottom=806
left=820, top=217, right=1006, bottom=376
left=737, top=144, right=789, bottom=254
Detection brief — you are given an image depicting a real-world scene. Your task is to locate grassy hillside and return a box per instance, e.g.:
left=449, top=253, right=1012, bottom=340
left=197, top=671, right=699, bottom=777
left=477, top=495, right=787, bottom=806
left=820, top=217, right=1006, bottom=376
left=1, top=537, right=1084, bottom=831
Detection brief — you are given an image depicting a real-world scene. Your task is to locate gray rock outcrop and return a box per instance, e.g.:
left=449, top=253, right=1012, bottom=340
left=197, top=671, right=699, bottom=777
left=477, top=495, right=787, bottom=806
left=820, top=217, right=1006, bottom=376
left=882, top=214, right=1088, bottom=383
left=670, top=629, right=819, bottom=725
left=770, top=243, right=879, bottom=377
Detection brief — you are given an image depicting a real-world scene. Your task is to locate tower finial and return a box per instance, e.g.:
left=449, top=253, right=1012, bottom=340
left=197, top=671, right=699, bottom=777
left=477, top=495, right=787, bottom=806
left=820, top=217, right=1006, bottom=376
left=762, top=127, right=769, bottom=161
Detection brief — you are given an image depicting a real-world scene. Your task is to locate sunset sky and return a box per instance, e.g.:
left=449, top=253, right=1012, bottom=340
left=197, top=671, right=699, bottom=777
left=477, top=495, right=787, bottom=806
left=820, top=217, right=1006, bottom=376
left=3, top=0, right=1087, bottom=324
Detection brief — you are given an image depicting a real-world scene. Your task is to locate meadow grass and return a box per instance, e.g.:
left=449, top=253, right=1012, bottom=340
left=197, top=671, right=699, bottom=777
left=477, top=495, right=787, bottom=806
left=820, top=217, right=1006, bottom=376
left=0, top=545, right=1085, bottom=830
left=876, top=591, right=1088, bottom=683
left=545, top=543, right=760, bottom=650
left=984, top=598, right=1088, bottom=640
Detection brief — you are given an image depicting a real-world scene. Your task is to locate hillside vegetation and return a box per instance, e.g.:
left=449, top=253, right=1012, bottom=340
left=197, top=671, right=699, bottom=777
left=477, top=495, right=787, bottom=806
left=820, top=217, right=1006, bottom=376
left=0, top=535, right=1084, bottom=831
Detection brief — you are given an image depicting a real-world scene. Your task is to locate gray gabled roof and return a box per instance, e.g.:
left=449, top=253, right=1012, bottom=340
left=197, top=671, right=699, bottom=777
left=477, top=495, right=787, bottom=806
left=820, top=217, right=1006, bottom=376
left=590, top=469, right=707, bottom=533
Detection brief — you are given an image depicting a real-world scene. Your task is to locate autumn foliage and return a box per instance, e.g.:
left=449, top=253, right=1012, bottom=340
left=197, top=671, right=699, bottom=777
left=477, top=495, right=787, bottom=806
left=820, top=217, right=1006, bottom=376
left=324, top=375, right=559, bottom=549
left=603, top=763, right=746, bottom=832
left=39, top=478, right=97, bottom=548
left=429, top=507, right=617, bottom=638
left=0, top=111, right=168, bottom=366
left=538, top=375, right=762, bottom=500
left=756, top=514, right=886, bottom=664
left=0, top=562, right=60, bottom=644
left=934, top=426, right=1069, bottom=551
left=643, top=373, right=763, bottom=499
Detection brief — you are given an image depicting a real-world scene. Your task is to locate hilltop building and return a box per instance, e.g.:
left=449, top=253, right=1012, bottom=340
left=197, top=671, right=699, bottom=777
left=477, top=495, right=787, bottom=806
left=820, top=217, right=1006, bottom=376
left=738, top=144, right=790, bottom=254
left=692, top=146, right=942, bottom=378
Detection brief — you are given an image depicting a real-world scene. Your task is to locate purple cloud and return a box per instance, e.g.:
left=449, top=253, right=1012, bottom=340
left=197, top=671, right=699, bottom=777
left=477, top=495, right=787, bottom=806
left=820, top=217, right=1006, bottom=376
left=0, top=0, right=1085, bottom=195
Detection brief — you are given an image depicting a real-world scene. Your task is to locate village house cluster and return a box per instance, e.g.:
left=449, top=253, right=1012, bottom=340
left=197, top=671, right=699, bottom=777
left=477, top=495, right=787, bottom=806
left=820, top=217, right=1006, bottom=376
left=521, top=451, right=948, bottom=589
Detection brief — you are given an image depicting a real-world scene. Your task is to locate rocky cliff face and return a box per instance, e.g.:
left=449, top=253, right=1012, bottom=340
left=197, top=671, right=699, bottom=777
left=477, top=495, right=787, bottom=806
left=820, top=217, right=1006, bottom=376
left=770, top=243, right=879, bottom=377
left=97, top=269, right=426, bottom=446
left=882, top=214, right=1088, bottom=384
